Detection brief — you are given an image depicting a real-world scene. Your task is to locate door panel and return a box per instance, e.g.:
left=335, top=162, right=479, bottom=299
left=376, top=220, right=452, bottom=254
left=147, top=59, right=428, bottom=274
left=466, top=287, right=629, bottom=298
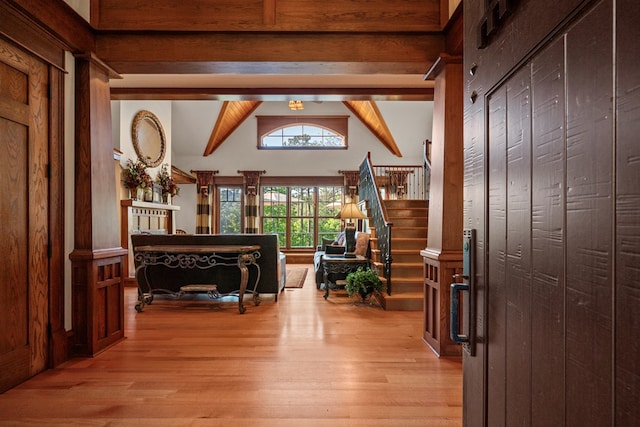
left=530, top=38, right=565, bottom=425
left=463, top=0, right=633, bottom=425
left=616, top=0, right=640, bottom=423
left=565, top=2, right=613, bottom=424
left=504, top=66, right=532, bottom=427
left=0, top=37, right=49, bottom=393
left=486, top=86, right=507, bottom=426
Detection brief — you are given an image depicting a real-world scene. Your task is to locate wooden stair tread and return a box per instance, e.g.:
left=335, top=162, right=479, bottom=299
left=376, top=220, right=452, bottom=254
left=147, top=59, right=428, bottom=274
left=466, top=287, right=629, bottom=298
left=382, top=291, right=423, bottom=299
left=370, top=197, right=430, bottom=311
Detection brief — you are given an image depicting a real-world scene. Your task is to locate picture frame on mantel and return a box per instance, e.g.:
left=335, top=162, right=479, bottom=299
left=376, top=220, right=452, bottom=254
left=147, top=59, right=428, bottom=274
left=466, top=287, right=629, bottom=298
left=152, top=183, right=162, bottom=204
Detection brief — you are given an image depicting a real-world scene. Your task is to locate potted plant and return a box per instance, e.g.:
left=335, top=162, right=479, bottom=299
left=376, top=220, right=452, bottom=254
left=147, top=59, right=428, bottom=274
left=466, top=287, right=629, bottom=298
left=156, top=163, right=179, bottom=203
left=122, top=158, right=152, bottom=200
left=345, top=266, right=383, bottom=302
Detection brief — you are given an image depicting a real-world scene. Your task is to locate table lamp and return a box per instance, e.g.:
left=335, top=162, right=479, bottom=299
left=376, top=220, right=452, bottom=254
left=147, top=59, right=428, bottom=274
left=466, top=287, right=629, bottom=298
left=336, top=202, right=366, bottom=258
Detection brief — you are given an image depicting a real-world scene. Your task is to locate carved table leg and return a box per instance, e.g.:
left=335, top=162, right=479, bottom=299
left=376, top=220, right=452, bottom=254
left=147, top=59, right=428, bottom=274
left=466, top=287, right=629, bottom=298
left=237, top=254, right=249, bottom=314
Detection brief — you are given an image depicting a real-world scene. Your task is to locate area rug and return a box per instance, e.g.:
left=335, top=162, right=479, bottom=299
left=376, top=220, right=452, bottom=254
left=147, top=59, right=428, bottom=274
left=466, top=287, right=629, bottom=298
left=285, top=267, right=307, bottom=288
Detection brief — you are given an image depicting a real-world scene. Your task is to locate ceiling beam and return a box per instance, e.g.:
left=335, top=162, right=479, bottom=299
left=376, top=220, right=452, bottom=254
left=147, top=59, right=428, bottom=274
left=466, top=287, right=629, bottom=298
left=110, top=87, right=435, bottom=101
left=96, top=32, right=445, bottom=76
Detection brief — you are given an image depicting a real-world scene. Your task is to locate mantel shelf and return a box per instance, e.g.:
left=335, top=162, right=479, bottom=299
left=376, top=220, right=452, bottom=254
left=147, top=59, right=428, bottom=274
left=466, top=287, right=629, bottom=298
left=121, top=199, right=180, bottom=211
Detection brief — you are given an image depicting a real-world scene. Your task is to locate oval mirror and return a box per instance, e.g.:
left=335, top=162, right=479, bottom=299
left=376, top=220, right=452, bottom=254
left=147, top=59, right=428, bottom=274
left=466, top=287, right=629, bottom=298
left=131, top=110, right=166, bottom=167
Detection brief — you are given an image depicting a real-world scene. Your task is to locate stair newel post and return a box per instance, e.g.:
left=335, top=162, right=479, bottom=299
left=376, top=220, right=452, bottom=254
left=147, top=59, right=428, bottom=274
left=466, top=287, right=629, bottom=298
left=421, top=53, right=464, bottom=357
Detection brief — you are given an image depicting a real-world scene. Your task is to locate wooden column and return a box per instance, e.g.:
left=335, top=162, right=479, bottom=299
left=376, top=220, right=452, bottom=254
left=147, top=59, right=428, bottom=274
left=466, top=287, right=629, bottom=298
left=69, top=54, right=127, bottom=357
left=421, top=54, right=464, bottom=357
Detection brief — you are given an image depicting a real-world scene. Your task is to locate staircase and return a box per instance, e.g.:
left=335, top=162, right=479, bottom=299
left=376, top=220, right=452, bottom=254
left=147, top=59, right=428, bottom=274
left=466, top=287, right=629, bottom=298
left=369, top=199, right=428, bottom=311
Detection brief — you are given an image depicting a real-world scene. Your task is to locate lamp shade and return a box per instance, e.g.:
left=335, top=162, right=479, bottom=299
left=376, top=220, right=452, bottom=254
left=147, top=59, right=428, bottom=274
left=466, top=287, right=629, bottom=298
left=336, top=202, right=366, bottom=221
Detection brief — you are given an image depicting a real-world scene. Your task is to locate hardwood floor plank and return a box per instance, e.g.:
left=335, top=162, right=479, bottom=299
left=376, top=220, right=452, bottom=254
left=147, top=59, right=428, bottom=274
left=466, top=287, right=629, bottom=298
left=0, top=264, right=461, bottom=426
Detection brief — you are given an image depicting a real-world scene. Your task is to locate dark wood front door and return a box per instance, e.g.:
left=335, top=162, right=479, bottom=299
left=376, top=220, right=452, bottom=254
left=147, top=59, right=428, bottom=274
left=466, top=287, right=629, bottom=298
left=463, top=0, right=639, bottom=425
left=0, top=37, right=50, bottom=393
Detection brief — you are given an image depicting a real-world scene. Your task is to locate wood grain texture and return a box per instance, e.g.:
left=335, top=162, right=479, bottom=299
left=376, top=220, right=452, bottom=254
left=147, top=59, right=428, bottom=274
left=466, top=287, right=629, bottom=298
left=92, top=0, right=440, bottom=32
left=0, top=265, right=462, bottom=425
left=530, top=38, right=565, bottom=425
left=565, top=2, right=613, bottom=424
left=205, top=101, right=262, bottom=156
left=615, top=0, right=640, bottom=423
left=96, top=32, right=444, bottom=76
left=486, top=86, right=507, bottom=427
left=0, top=36, right=49, bottom=393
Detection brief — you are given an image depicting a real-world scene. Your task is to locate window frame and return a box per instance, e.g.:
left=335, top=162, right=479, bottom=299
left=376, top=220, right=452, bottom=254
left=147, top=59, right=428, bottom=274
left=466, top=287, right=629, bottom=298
left=261, top=184, right=344, bottom=251
left=215, top=184, right=244, bottom=234
left=256, top=115, right=349, bottom=150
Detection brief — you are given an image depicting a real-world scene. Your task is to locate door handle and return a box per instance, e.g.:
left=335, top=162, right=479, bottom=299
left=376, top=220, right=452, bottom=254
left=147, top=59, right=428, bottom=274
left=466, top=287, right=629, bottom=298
left=450, top=278, right=469, bottom=343
left=449, top=229, right=476, bottom=356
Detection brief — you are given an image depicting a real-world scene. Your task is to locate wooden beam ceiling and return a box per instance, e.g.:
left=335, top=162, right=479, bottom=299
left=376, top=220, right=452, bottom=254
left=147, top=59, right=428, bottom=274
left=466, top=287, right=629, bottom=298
left=203, top=101, right=263, bottom=156
left=343, top=101, right=403, bottom=157
left=90, top=0, right=446, bottom=94
left=109, top=87, right=435, bottom=102
left=95, top=32, right=444, bottom=77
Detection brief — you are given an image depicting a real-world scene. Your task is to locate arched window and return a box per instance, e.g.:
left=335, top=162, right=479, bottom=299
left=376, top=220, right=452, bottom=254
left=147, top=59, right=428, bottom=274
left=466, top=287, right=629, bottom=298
left=257, top=116, right=348, bottom=149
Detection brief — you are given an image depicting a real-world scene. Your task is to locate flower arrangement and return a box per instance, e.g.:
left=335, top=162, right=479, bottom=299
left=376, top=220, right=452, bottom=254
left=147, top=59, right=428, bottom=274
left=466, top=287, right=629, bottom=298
left=156, top=163, right=179, bottom=197
left=122, top=158, right=152, bottom=190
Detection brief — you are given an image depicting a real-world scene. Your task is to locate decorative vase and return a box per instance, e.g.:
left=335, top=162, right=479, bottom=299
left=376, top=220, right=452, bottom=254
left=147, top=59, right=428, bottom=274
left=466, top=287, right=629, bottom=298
left=128, top=187, right=140, bottom=200
left=162, top=193, right=170, bottom=204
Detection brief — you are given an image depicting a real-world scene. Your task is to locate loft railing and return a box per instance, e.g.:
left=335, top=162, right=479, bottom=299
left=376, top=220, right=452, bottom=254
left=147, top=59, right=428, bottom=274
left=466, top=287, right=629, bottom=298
left=368, top=139, right=431, bottom=201
left=359, top=153, right=394, bottom=295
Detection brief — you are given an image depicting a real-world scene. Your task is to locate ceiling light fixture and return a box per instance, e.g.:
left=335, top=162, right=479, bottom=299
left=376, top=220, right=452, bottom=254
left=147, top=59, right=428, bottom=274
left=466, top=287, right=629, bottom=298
left=288, top=100, right=304, bottom=110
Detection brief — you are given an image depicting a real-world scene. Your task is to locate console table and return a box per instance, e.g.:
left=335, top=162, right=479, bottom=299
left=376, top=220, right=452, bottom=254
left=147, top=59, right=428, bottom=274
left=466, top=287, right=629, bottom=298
left=134, top=244, right=261, bottom=314
left=120, top=199, right=180, bottom=284
left=321, top=255, right=369, bottom=299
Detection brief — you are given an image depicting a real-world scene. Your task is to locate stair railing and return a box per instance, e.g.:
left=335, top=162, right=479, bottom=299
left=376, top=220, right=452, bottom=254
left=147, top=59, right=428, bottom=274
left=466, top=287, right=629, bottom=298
left=359, top=153, right=394, bottom=295
left=423, top=139, right=431, bottom=200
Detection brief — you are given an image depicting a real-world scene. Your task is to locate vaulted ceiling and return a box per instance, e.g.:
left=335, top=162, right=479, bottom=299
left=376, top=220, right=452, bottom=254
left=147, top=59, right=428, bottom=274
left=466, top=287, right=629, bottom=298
left=202, top=100, right=403, bottom=157
left=90, top=0, right=450, bottom=157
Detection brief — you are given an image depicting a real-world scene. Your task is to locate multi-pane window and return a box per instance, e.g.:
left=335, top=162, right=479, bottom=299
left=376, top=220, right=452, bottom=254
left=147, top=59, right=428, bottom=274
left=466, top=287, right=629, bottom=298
left=218, top=186, right=243, bottom=234
left=262, top=125, right=344, bottom=148
left=257, top=116, right=348, bottom=150
left=262, top=185, right=343, bottom=249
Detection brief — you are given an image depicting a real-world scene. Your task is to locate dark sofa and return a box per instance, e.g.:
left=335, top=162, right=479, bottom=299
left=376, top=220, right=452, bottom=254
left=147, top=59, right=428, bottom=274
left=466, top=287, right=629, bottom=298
left=131, top=233, right=285, bottom=304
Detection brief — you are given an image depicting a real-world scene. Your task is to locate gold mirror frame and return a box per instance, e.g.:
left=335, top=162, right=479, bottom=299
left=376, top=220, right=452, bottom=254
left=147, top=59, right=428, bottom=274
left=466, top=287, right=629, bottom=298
left=131, top=110, right=166, bottom=167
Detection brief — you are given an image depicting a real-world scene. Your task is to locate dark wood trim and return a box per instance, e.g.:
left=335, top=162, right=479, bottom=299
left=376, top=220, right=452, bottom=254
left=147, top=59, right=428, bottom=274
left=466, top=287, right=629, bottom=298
left=260, top=176, right=344, bottom=186
left=4, top=0, right=95, bottom=54
left=171, top=165, right=197, bottom=184
left=0, top=2, right=65, bottom=69
left=211, top=176, right=343, bottom=186
left=48, top=65, right=68, bottom=368
left=96, top=32, right=444, bottom=75
left=110, top=87, right=435, bottom=101
left=444, top=2, right=464, bottom=56
left=423, top=54, right=463, bottom=81
left=91, top=0, right=441, bottom=32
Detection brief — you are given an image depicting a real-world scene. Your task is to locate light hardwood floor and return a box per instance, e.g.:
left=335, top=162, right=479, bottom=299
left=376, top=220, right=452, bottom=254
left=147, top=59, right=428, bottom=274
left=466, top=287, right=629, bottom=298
left=0, top=264, right=462, bottom=426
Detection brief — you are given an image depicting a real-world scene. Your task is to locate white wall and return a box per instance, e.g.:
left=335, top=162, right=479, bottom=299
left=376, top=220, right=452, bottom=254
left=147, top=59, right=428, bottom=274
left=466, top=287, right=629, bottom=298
left=168, top=100, right=433, bottom=233
left=63, top=0, right=90, bottom=21
left=115, top=100, right=173, bottom=178
left=171, top=100, right=432, bottom=175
